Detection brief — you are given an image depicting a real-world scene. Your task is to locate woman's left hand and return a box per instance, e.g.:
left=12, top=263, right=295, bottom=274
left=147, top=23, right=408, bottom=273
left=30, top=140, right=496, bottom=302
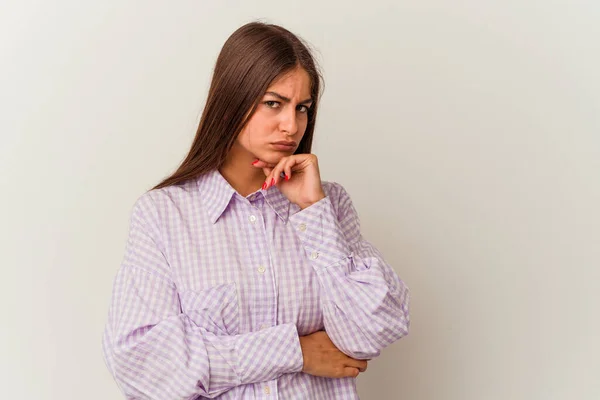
left=252, top=154, right=326, bottom=210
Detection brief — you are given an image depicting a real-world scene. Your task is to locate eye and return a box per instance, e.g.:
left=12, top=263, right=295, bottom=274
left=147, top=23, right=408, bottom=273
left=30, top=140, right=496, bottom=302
left=264, top=101, right=280, bottom=109
left=297, top=105, right=310, bottom=113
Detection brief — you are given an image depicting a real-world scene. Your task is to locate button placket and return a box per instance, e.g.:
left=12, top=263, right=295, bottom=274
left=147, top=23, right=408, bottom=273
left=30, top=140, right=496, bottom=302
left=246, top=201, right=277, bottom=337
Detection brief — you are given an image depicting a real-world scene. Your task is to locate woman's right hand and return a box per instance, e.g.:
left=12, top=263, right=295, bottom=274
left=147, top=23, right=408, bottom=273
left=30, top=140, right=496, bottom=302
left=299, top=331, right=369, bottom=378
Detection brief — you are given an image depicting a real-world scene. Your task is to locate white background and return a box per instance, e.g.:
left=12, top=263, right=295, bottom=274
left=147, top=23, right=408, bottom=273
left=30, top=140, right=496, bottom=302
left=1, top=1, right=599, bottom=399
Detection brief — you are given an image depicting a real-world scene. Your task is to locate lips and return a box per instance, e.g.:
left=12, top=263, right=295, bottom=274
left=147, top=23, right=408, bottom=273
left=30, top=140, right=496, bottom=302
left=270, top=140, right=297, bottom=151
left=271, top=143, right=295, bottom=151
left=272, top=140, right=297, bottom=147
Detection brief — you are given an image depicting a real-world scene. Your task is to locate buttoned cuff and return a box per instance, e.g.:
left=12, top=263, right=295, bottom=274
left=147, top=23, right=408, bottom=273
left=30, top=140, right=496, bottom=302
left=235, top=323, right=303, bottom=384
left=288, top=196, right=352, bottom=270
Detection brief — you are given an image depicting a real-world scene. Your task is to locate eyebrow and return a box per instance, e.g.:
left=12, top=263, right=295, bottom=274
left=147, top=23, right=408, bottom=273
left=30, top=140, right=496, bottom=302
left=264, top=91, right=313, bottom=105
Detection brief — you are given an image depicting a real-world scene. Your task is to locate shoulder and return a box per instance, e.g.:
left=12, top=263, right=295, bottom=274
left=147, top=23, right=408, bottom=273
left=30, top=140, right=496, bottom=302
left=130, top=178, right=200, bottom=223
left=321, top=180, right=356, bottom=214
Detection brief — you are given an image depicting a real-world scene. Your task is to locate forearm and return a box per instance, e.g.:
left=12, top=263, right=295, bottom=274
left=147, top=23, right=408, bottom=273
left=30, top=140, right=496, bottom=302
left=315, top=249, right=410, bottom=359
left=289, top=187, right=410, bottom=359
left=103, top=266, right=303, bottom=399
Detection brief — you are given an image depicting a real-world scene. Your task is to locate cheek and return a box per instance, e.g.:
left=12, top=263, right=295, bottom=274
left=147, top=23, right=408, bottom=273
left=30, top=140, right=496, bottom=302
left=253, top=113, right=277, bottom=135
left=298, top=116, right=309, bottom=136
left=238, top=113, right=271, bottom=148
left=236, top=129, right=249, bottom=149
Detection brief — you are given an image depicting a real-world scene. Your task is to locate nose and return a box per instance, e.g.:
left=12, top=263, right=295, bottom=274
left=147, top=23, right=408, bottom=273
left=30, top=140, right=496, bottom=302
left=279, top=108, right=298, bottom=136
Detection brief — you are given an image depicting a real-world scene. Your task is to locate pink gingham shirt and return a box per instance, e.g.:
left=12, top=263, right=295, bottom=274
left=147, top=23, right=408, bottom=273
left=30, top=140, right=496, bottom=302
left=102, top=168, right=410, bottom=399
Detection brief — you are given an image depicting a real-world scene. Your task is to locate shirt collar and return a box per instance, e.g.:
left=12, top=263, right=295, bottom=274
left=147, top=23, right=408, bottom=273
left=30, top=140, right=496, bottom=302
left=197, top=169, right=300, bottom=224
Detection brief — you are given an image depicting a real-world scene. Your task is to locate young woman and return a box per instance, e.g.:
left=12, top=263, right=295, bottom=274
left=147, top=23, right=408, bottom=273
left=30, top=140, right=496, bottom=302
left=102, top=21, right=410, bottom=399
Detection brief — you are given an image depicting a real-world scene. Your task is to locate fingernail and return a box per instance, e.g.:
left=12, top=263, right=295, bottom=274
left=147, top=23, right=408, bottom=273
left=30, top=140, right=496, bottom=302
left=262, top=182, right=267, bottom=190
left=252, top=159, right=259, bottom=165
left=270, top=178, right=275, bottom=186
left=285, top=174, right=289, bottom=181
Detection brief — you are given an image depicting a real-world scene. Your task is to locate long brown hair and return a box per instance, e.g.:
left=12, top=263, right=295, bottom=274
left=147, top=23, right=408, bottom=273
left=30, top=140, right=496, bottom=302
left=153, top=22, right=323, bottom=190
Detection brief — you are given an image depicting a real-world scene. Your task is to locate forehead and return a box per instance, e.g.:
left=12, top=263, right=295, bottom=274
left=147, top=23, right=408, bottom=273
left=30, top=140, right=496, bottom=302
left=267, top=68, right=312, bottom=98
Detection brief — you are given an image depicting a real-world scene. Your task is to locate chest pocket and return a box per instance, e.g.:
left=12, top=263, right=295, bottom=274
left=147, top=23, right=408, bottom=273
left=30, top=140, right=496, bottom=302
left=178, top=282, right=240, bottom=336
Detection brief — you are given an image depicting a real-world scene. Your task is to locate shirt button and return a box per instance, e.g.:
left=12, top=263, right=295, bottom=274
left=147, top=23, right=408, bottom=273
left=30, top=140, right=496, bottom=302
left=310, top=251, right=319, bottom=260
left=264, top=385, right=271, bottom=395
left=298, top=223, right=307, bottom=232
left=257, top=265, right=266, bottom=274
left=248, top=215, right=257, bottom=223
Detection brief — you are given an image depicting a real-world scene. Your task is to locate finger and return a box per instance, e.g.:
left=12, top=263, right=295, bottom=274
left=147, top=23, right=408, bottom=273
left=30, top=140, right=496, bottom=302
left=265, top=164, right=280, bottom=189
left=287, top=153, right=317, bottom=173
left=357, top=361, right=368, bottom=372
left=264, top=167, right=277, bottom=188
left=359, top=361, right=368, bottom=372
left=271, top=157, right=289, bottom=186
left=262, top=170, right=274, bottom=190
left=262, top=167, right=273, bottom=178
left=275, top=156, right=302, bottom=185
left=346, top=358, right=368, bottom=372
left=342, top=367, right=360, bottom=378
left=284, top=163, right=292, bottom=181
left=282, top=157, right=297, bottom=181
left=271, top=156, right=295, bottom=187
left=251, top=159, right=276, bottom=169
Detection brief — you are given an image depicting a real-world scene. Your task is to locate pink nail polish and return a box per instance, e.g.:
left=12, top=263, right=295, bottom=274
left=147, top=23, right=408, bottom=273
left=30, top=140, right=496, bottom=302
left=285, top=174, right=289, bottom=181
left=270, top=178, right=275, bottom=186
left=262, top=182, right=267, bottom=190
left=252, top=159, right=259, bottom=165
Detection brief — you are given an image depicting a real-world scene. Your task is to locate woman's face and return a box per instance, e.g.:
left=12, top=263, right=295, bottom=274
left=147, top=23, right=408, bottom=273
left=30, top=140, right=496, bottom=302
left=236, top=67, right=313, bottom=165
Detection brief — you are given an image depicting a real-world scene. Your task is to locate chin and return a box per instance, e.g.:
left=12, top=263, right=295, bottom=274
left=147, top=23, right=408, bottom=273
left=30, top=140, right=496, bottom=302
left=260, top=152, right=286, bottom=164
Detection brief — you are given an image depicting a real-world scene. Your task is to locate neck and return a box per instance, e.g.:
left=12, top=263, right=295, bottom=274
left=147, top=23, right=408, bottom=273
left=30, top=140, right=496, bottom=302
left=219, top=144, right=265, bottom=197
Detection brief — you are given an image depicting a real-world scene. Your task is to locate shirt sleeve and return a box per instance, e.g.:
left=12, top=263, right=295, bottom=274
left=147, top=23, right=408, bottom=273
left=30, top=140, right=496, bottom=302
left=102, top=194, right=303, bottom=399
left=288, top=182, right=410, bottom=360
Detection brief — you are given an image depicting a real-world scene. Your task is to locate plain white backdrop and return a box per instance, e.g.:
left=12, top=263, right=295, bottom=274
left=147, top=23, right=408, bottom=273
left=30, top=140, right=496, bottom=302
left=1, top=1, right=599, bottom=399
